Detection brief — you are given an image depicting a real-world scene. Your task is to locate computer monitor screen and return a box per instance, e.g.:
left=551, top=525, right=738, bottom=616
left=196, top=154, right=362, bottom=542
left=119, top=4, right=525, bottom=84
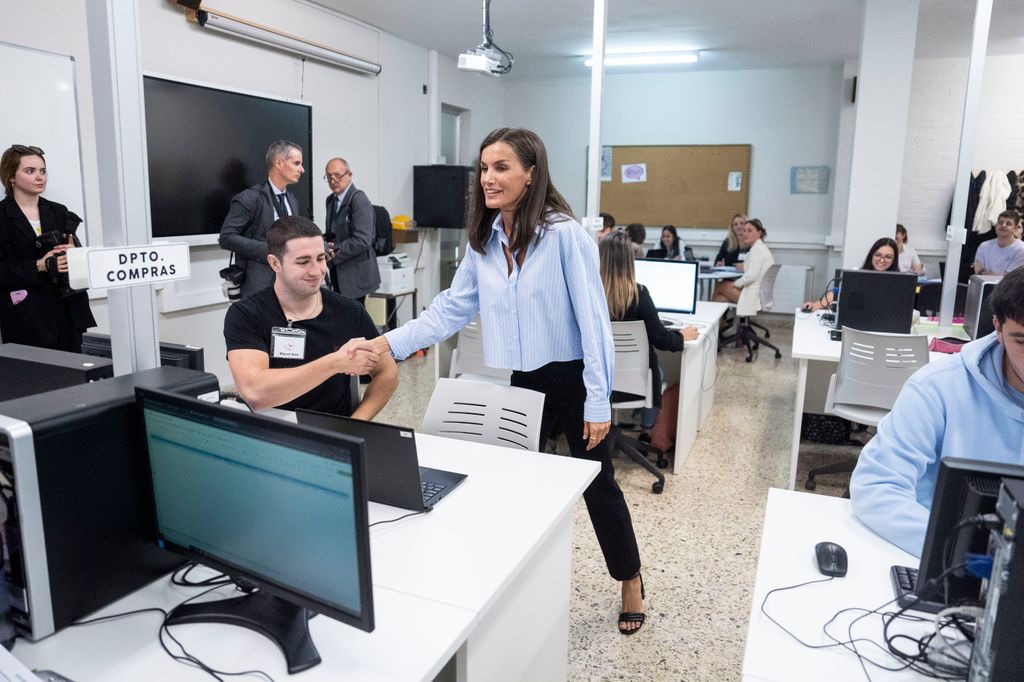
left=81, top=333, right=205, bottom=371
left=911, top=458, right=1024, bottom=612
left=633, top=259, right=700, bottom=314
left=837, top=270, right=917, bottom=333
left=137, top=387, right=373, bottom=672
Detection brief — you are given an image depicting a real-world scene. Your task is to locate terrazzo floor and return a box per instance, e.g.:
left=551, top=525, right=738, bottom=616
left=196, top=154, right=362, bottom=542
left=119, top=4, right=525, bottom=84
left=373, top=315, right=855, bottom=681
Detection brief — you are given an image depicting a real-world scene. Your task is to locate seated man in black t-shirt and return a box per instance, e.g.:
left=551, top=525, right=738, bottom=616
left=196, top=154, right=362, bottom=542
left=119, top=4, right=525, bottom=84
left=224, top=215, right=398, bottom=417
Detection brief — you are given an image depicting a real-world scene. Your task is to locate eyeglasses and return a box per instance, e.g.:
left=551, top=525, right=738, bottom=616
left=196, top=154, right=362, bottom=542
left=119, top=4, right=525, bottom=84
left=324, top=171, right=351, bottom=182
left=873, top=252, right=895, bottom=261
left=10, top=145, right=44, bottom=156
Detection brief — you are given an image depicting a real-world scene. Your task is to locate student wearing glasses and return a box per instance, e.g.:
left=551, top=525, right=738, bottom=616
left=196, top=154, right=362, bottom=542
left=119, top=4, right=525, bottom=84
left=802, top=237, right=899, bottom=312
left=0, top=144, right=95, bottom=353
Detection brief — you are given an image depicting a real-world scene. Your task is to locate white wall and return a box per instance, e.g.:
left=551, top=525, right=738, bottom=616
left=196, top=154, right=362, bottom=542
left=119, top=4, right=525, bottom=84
left=898, top=54, right=1024, bottom=253
left=504, top=66, right=844, bottom=243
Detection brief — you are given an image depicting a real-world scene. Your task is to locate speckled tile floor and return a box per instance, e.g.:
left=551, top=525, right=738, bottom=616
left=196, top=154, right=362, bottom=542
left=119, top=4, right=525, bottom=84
left=373, top=315, right=854, bottom=681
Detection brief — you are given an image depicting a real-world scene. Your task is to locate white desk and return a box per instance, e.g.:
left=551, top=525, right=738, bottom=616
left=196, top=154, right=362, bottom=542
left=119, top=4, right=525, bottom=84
left=658, top=301, right=729, bottom=474
left=787, top=311, right=967, bottom=490
left=14, top=434, right=599, bottom=682
left=742, top=488, right=929, bottom=681
left=698, top=267, right=742, bottom=300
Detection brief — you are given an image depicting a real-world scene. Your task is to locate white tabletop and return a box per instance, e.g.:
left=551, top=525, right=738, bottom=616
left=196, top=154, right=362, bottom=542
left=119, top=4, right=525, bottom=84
left=742, top=489, right=931, bottom=681
left=13, top=430, right=599, bottom=681
left=791, top=310, right=968, bottom=363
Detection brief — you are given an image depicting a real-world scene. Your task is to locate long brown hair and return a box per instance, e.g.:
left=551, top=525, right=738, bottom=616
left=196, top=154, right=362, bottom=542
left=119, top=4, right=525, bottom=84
left=466, top=128, right=574, bottom=255
left=599, top=232, right=639, bottom=320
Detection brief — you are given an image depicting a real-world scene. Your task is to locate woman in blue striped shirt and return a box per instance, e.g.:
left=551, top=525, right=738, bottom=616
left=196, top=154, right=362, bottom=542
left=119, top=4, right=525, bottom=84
left=358, top=127, right=646, bottom=634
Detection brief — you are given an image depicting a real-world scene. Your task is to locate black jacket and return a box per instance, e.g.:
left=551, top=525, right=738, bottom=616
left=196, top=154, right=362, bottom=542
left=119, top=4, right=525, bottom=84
left=218, top=181, right=299, bottom=298
left=0, top=195, right=96, bottom=350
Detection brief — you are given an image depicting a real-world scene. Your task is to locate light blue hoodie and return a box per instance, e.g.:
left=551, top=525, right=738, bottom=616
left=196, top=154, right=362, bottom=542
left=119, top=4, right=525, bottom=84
left=850, top=333, right=1024, bottom=556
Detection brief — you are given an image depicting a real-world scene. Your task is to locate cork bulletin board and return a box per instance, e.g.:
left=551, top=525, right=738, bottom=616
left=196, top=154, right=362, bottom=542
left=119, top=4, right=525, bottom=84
left=598, top=144, right=751, bottom=227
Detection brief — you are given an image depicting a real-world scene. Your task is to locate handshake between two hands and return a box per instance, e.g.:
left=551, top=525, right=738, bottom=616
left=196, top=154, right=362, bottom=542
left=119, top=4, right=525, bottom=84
left=335, top=336, right=391, bottom=376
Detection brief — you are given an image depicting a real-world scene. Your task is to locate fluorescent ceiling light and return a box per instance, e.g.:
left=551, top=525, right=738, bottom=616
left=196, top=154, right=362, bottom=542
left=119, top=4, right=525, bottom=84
left=585, top=52, right=699, bottom=67
left=194, top=8, right=381, bottom=76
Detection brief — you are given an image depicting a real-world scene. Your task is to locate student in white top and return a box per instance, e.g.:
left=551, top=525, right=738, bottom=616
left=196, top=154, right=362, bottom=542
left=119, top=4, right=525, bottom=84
left=895, top=223, right=924, bottom=275
left=975, top=210, right=1024, bottom=275
left=712, top=218, right=774, bottom=316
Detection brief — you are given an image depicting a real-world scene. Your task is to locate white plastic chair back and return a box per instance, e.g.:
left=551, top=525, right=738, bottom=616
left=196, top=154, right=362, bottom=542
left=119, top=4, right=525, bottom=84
left=826, top=327, right=930, bottom=422
left=759, top=264, right=782, bottom=312
left=450, top=316, right=512, bottom=384
left=611, top=320, right=652, bottom=408
left=421, top=378, right=545, bottom=451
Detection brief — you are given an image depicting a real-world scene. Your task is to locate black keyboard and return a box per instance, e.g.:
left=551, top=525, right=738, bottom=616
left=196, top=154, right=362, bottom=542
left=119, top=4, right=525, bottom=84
left=421, top=481, right=447, bottom=504
left=891, top=564, right=918, bottom=601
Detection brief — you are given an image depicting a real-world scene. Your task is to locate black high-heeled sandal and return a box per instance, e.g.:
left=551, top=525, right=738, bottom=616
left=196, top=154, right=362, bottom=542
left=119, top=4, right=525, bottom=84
left=618, top=573, right=646, bottom=635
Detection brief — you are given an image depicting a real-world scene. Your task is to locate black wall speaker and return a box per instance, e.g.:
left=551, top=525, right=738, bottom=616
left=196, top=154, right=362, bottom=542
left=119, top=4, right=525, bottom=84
left=413, top=165, right=473, bottom=229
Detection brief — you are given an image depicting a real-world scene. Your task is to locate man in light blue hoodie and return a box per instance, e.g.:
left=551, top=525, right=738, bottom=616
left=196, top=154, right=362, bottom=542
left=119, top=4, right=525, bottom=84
left=850, top=268, right=1024, bottom=556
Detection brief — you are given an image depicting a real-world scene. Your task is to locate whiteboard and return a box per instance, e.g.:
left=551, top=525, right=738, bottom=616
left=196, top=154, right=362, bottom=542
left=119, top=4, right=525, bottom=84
left=0, top=41, right=88, bottom=243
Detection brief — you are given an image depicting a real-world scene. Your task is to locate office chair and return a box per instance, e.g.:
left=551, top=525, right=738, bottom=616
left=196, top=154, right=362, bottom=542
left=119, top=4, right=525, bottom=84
left=421, top=378, right=545, bottom=451
left=609, top=321, right=666, bottom=494
left=450, top=316, right=512, bottom=384
left=804, top=327, right=930, bottom=492
left=915, top=282, right=968, bottom=317
left=719, top=264, right=783, bottom=363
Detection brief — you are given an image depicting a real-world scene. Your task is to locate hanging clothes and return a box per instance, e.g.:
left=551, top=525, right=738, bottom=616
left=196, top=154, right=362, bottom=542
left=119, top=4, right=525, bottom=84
left=972, top=170, right=1011, bottom=234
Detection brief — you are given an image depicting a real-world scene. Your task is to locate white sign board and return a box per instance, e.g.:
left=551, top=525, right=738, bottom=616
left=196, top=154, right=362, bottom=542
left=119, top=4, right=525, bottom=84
left=67, top=243, right=191, bottom=290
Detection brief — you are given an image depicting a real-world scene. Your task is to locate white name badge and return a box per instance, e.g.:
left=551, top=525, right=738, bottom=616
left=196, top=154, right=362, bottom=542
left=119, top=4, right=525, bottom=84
left=272, top=327, right=307, bottom=359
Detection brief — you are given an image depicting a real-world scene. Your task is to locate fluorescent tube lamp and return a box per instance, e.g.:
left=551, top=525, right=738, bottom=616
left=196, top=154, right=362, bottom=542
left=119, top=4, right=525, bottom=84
left=194, top=8, right=381, bottom=76
left=584, top=52, right=699, bottom=67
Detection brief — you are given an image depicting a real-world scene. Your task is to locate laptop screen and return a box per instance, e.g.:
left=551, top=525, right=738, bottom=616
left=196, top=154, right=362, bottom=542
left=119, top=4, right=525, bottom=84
left=633, top=259, right=700, bottom=314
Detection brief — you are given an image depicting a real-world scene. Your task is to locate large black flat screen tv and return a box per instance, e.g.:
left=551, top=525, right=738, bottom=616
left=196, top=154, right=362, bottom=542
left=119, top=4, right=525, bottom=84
left=143, top=76, right=313, bottom=240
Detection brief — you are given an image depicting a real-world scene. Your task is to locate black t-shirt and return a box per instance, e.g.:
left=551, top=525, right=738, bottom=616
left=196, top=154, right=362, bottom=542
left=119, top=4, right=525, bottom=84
left=223, top=286, right=379, bottom=415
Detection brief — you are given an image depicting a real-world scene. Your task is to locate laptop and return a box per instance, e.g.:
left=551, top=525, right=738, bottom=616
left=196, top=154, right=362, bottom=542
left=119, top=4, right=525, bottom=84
left=295, top=409, right=467, bottom=511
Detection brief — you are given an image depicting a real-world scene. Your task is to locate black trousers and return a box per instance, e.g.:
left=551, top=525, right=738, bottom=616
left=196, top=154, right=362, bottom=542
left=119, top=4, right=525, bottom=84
left=511, top=359, right=641, bottom=581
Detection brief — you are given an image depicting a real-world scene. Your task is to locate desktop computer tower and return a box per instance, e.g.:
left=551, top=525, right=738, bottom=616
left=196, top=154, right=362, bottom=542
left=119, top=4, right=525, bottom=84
left=0, top=367, right=220, bottom=640
left=963, top=274, right=1001, bottom=340
left=969, top=478, right=1024, bottom=681
left=0, top=343, right=114, bottom=402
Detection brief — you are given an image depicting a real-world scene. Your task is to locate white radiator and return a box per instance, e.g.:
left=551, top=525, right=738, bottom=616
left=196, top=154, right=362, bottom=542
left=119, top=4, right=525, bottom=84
left=769, top=265, right=813, bottom=314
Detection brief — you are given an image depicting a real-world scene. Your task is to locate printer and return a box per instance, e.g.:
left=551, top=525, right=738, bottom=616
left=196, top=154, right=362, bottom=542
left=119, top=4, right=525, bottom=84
left=376, top=252, right=414, bottom=294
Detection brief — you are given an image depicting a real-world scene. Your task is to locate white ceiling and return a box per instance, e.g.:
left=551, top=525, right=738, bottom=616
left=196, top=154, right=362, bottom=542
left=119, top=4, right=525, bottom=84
left=316, top=0, right=1024, bottom=79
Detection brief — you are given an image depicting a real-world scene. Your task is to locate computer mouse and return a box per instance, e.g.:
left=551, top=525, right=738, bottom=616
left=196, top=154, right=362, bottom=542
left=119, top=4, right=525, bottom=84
left=814, top=541, right=848, bottom=577
left=801, top=304, right=813, bottom=313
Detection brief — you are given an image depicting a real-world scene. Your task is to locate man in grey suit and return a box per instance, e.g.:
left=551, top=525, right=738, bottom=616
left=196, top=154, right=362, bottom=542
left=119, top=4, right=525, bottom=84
left=219, top=140, right=304, bottom=298
left=324, top=157, right=380, bottom=304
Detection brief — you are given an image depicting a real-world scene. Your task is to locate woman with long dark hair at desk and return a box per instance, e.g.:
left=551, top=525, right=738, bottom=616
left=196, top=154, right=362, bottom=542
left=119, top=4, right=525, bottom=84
left=802, top=237, right=899, bottom=312
left=357, top=127, right=649, bottom=634
left=0, top=144, right=94, bottom=352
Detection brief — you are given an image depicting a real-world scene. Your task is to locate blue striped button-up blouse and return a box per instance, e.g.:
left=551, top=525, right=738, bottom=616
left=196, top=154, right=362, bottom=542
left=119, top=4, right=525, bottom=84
left=384, top=212, right=615, bottom=422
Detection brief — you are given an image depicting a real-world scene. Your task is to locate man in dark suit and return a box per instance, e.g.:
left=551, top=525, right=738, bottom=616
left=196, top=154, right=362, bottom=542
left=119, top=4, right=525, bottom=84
left=219, top=140, right=304, bottom=299
left=324, top=157, right=380, bottom=304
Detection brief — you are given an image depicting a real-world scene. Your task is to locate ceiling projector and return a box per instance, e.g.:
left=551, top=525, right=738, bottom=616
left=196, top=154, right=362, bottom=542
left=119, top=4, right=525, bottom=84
left=458, top=47, right=504, bottom=76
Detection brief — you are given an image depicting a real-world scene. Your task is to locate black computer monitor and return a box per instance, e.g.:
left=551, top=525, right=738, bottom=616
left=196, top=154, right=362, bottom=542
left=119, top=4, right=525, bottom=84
left=633, top=259, right=700, bottom=314
left=908, top=458, right=1024, bottom=612
left=836, top=270, right=917, bottom=333
left=136, top=387, right=373, bottom=673
left=81, top=333, right=204, bottom=371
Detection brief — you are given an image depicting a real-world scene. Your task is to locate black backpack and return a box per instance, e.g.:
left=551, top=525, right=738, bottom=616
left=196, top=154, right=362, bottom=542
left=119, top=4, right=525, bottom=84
left=372, top=205, right=394, bottom=256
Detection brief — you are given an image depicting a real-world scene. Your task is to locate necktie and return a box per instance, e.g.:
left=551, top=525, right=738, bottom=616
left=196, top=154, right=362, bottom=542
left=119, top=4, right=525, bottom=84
left=274, top=193, right=289, bottom=218
left=327, top=195, right=339, bottom=233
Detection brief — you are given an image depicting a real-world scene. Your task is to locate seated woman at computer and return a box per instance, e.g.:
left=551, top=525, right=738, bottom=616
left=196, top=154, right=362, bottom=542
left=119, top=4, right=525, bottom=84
left=601, top=231, right=698, bottom=439
left=849, top=268, right=1024, bottom=556
left=645, top=225, right=683, bottom=260
left=712, top=218, right=773, bottom=315
left=353, top=127, right=649, bottom=634
left=895, top=224, right=924, bottom=275
left=801, top=237, right=899, bottom=312
left=714, top=212, right=748, bottom=267
left=974, top=210, right=1024, bottom=275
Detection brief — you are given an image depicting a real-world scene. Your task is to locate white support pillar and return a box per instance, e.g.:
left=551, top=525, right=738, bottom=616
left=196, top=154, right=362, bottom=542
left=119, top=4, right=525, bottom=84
left=583, top=0, right=607, bottom=229
left=841, top=0, right=919, bottom=269
left=939, top=0, right=992, bottom=327
left=85, top=0, right=160, bottom=374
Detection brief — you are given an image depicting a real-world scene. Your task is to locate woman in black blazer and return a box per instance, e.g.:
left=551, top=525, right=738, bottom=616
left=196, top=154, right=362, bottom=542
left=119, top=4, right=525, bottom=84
left=600, top=232, right=698, bottom=438
left=0, top=145, right=95, bottom=352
